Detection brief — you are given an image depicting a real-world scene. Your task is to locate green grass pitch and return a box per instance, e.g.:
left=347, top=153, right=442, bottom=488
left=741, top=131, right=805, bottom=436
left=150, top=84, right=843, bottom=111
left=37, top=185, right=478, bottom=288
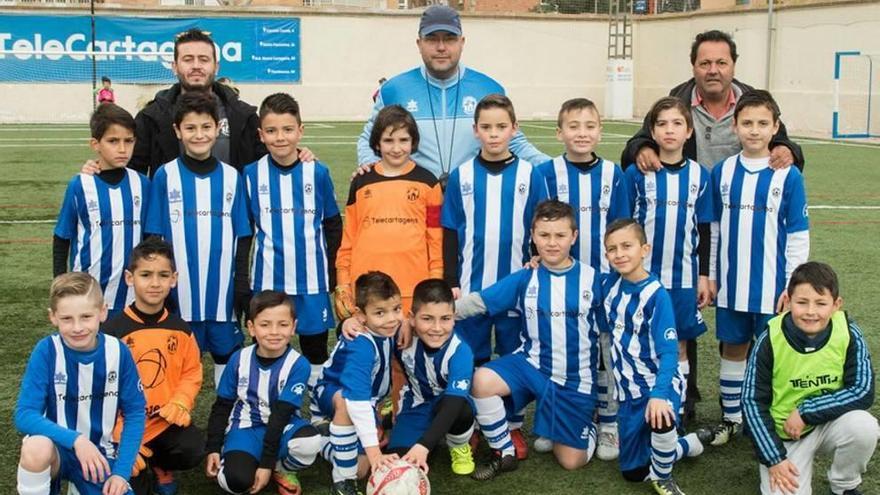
left=1, top=120, right=878, bottom=494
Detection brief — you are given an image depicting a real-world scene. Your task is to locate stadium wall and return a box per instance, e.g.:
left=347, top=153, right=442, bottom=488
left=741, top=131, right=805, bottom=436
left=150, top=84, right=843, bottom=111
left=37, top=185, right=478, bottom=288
left=1, top=1, right=878, bottom=138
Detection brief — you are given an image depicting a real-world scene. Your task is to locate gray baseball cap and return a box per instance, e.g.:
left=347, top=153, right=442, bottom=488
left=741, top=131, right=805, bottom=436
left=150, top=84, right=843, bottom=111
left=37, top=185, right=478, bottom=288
left=419, top=5, right=462, bottom=37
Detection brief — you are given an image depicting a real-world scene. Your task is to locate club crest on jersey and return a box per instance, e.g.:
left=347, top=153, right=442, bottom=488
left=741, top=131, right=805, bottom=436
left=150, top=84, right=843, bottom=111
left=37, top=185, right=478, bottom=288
left=290, top=382, right=306, bottom=396
left=461, top=182, right=473, bottom=196
left=226, top=191, right=234, bottom=203
left=87, top=200, right=99, bottom=212
left=305, top=183, right=313, bottom=194
left=107, top=371, right=117, bottom=384
left=582, top=290, right=592, bottom=301
left=133, top=195, right=141, bottom=207
left=518, top=183, right=527, bottom=195
left=54, top=372, right=67, bottom=385
left=406, top=99, right=418, bottom=113
left=167, top=336, right=178, bottom=354
left=772, top=187, right=781, bottom=198
left=462, top=96, right=477, bottom=115
left=454, top=379, right=470, bottom=391
left=406, top=187, right=420, bottom=202
left=259, top=183, right=270, bottom=195
left=664, top=328, right=677, bottom=341
left=169, top=189, right=183, bottom=203
left=602, top=184, right=611, bottom=195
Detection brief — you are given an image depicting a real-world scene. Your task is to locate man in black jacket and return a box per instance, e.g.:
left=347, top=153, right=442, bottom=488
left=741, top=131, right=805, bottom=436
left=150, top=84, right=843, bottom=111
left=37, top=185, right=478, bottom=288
left=130, top=29, right=266, bottom=176
left=620, top=30, right=805, bottom=425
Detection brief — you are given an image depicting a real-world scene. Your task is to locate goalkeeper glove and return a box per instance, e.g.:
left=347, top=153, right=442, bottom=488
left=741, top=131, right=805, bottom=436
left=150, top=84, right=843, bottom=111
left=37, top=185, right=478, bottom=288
left=334, top=285, right=355, bottom=320
left=159, top=399, right=192, bottom=427
left=131, top=445, right=153, bottom=477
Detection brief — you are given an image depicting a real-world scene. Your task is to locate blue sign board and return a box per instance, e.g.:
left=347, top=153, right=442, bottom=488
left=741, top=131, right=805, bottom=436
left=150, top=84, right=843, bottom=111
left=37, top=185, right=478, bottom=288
left=0, top=15, right=300, bottom=82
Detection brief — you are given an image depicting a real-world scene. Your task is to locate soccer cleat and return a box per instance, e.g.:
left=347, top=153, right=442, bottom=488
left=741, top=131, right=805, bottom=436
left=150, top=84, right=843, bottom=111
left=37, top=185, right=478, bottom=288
left=274, top=469, right=301, bottom=495
left=449, top=444, right=475, bottom=475
left=509, top=429, right=529, bottom=460
left=650, top=477, right=687, bottom=495
left=330, top=479, right=363, bottom=495
left=696, top=420, right=742, bottom=446
left=596, top=424, right=619, bottom=461
left=471, top=451, right=518, bottom=481
left=533, top=436, right=553, bottom=453
left=152, top=467, right=178, bottom=495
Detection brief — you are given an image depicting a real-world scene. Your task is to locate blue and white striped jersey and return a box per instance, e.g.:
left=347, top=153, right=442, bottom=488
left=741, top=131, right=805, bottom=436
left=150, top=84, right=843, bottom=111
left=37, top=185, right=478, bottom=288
left=539, top=156, right=630, bottom=273
left=243, top=156, right=339, bottom=295
left=396, top=332, right=473, bottom=410
left=55, top=171, right=149, bottom=311
left=480, top=261, right=603, bottom=395
left=145, top=159, right=252, bottom=322
left=602, top=273, right=682, bottom=403
left=627, top=160, right=712, bottom=289
left=15, top=333, right=145, bottom=479
left=712, top=154, right=809, bottom=314
left=441, top=156, right=548, bottom=294
left=217, top=345, right=310, bottom=431
left=317, top=332, right=394, bottom=405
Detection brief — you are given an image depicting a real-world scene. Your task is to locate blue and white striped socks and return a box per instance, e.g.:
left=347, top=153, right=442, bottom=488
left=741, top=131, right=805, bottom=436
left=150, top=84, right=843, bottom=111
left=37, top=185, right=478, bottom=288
left=329, top=423, right=359, bottom=482
left=474, top=396, right=515, bottom=457
left=720, top=358, right=746, bottom=424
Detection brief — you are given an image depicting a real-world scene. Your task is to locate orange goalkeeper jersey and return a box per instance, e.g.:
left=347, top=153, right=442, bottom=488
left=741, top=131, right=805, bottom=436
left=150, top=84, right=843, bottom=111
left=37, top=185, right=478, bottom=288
left=104, top=305, right=202, bottom=444
left=336, top=161, right=443, bottom=298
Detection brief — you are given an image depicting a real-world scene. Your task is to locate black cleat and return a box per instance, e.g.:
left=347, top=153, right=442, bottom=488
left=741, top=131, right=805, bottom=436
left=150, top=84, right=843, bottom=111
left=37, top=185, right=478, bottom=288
left=471, top=451, right=518, bottom=481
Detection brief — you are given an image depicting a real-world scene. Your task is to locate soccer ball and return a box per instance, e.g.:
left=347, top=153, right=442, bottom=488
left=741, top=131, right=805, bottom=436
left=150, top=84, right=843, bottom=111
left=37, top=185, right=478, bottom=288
left=366, top=459, right=430, bottom=495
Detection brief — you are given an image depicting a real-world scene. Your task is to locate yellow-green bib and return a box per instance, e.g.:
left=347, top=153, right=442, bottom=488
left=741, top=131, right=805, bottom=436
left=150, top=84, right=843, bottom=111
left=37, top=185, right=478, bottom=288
left=769, top=311, right=849, bottom=440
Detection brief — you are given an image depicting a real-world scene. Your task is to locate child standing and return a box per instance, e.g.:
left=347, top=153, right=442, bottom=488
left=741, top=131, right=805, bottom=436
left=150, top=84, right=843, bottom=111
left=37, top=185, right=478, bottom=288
left=743, top=262, right=877, bottom=495
left=54, top=103, right=149, bottom=320
left=704, top=90, right=810, bottom=446
left=205, top=291, right=323, bottom=495
left=102, top=238, right=204, bottom=495
left=145, top=92, right=252, bottom=386
left=626, top=97, right=713, bottom=423
left=15, top=272, right=146, bottom=495
left=97, top=76, right=115, bottom=105
left=602, top=219, right=703, bottom=495
left=242, top=93, right=343, bottom=388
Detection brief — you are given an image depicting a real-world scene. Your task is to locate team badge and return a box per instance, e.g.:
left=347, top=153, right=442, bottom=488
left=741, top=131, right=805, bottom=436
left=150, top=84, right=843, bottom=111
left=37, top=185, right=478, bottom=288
left=305, top=183, right=313, bottom=194
left=602, top=184, right=611, bottom=195
left=167, top=336, right=178, bottom=354
left=462, top=96, right=477, bottom=115
left=772, top=187, right=781, bottom=198
left=406, top=187, right=420, bottom=202
left=664, top=328, right=677, bottom=341
left=406, top=99, right=419, bottom=113
left=454, top=379, right=470, bottom=391
left=518, top=183, right=527, bottom=195
left=133, top=195, right=141, bottom=207
left=690, top=184, right=698, bottom=194
left=107, top=371, right=117, bottom=384
left=582, top=290, right=592, bottom=301
left=291, top=383, right=306, bottom=396
left=226, top=192, right=233, bottom=203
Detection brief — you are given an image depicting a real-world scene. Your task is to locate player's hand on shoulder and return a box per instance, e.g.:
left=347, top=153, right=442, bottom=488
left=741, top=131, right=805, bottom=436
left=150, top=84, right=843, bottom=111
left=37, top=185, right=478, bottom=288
left=74, top=434, right=111, bottom=483
left=402, top=444, right=430, bottom=474
left=452, top=288, right=461, bottom=300
left=340, top=316, right=367, bottom=341
left=298, top=147, right=316, bottom=163
left=81, top=159, right=101, bottom=176
left=776, top=292, right=790, bottom=314
left=334, top=285, right=356, bottom=320
left=102, top=474, right=130, bottom=495
left=635, top=147, right=662, bottom=173
left=205, top=452, right=222, bottom=478
left=250, top=467, right=272, bottom=493
left=769, top=146, right=794, bottom=170
left=397, top=318, right=413, bottom=349
left=524, top=255, right=540, bottom=270
left=351, top=163, right=373, bottom=180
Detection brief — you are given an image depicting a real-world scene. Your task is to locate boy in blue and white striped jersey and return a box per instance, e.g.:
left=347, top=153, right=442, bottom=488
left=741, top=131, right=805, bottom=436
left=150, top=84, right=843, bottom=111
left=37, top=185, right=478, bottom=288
left=602, top=219, right=703, bottom=495
left=16, top=273, right=146, bottom=495
left=388, top=279, right=476, bottom=476
left=205, top=291, right=322, bottom=495
left=312, top=272, right=402, bottom=495
left=54, top=103, right=149, bottom=320
left=242, top=93, right=343, bottom=388
left=145, top=92, right=253, bottom=387
left=705, top=90, right=810, bottom=447
left=626, top=97, right=713, bottom=423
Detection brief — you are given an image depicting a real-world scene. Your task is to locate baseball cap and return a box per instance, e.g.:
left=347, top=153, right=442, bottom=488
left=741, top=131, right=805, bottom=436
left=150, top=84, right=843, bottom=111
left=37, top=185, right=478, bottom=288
left=419, top=5, right=462, bottom=37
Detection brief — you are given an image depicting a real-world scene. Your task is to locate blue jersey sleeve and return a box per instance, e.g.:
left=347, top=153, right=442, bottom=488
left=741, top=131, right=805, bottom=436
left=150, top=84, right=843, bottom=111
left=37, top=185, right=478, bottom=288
left=609, top=164, right=632, bottom=221
left=54, top=176, right=81, bottom=240
left=696, top=166, right=713, bottom=223
left=216, top=350, right=242, bottom=400
left=318, top=163, right=340, bottom=219
left=784, top=169, right=809, bottom=234
left=14, top=338, right=81, bottom=449
left=232, top=175, right=253, bottom=238
left=648, top=289, right=680, bottom=402
left=278, top=355, right=311, bottom=409
left=480, top=269, right=528, bottom=317
left=624, top=165, right=642, bottom=215
left=536, top=160, right=557, bottom=198
left=340, top=336, right=378, bottom=402
left=444, top=339, right=475, bottom=398
left=113, top=341, right=146, bottom=480
left=440, top=169, right=463, bottom=231
left=145, top=169, right=167, bottom=236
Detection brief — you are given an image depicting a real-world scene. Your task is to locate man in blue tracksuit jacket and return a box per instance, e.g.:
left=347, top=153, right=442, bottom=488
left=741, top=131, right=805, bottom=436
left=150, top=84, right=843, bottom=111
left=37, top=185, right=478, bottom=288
left=356, top=5, right=548, bottom=182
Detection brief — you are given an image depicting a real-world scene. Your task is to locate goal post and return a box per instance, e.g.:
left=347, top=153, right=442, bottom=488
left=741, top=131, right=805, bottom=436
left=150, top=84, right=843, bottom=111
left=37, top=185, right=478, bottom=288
left=833, top=50, right=878, bottom=139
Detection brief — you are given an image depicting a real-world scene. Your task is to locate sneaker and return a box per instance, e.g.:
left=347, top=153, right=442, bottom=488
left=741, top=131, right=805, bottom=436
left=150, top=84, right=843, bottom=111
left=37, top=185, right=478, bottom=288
left=471, top=451, right=518, bottom=481
left=509, top=429, right=529, bottom=460
left=449, top=444, right=475, bottom=475
left=696, top=420, right=742, bottom=446
left=596, top=424, right=619, bottom=461
left=650, top=477, right=687, bottom=495
left=274, top=469, right=301, bottom=495
left=330, top=479, right=362, bottom=495
left=152, top=468, right=177, bottom=495
left=533, top=436, right=553, bottom=453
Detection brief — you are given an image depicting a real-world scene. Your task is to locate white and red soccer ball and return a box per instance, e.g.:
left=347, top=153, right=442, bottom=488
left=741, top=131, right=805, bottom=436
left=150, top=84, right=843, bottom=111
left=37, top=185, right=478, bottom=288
left=366, top=459, right=430, bottom=495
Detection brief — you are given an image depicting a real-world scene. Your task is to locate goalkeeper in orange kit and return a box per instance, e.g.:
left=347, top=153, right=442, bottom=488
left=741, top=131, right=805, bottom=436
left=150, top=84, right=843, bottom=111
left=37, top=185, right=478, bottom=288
left=103, top=237, right=204, bottom=495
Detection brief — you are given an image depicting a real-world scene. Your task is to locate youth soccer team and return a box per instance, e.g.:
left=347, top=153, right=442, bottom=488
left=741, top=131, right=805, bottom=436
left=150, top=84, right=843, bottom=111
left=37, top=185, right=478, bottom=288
left=14, top=67, right=878, bottom=495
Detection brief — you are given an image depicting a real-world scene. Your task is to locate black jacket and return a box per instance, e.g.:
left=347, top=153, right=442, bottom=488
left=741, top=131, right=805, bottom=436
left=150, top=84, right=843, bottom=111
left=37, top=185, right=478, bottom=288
left=130, top=82, right=266, bottom=177
left=620, top=78, right=804, bottom=171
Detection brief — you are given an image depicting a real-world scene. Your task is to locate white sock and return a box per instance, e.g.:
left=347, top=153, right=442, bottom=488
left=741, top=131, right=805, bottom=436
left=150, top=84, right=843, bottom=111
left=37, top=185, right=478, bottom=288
left=678, top=359, right=690, bottom=415
left=676, top=432, right=704, bottom=459
left=17, top=465, right=50, bottom=495
left=308, top=364, right=323, bottom=389
left=597, top=369, right=618, bottom=425
left=282, top=433, right=322, bottom=471
left=473, top=396, right=514, bottom=457
left=649, top=429, right=678, bottom=480
left=329, top=423, right=359, bottom=482
left=214, top=364, right=226, bottom=390
left=446, top=421, right=475, bottom=449
left=720, top=358, right=746, bottom=424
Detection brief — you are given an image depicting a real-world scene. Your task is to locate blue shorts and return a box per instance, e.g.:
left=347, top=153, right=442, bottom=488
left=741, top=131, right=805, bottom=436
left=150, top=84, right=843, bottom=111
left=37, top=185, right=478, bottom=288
left=456, top=312, right=522, bottom=362
left=222, top=420, right=311, bottom=460
left=387, top=395, right=473, bottom=450
left=715, top=308, right=773, bottom=344
left=190, top=320, right=243, bottom=358
left=288, top=293, right=334, bottom=336
left=617, top=395, right=681, bottom=472
left=53, top=443, right=133, bottom=495
left=668, top=288, right=707, bottom=341
left=485, top=353, right=596, bottom=450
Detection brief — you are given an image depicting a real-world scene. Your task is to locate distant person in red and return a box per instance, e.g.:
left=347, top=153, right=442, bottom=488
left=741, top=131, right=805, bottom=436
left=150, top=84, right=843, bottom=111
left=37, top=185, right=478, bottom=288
left=372, top=77, right=387, bottom=103
left=97, top=76, right=115, bottom=105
